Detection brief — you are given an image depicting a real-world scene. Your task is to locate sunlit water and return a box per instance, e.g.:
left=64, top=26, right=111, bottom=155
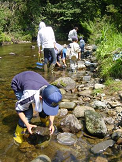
left=0, top=42, right=71, bottom=162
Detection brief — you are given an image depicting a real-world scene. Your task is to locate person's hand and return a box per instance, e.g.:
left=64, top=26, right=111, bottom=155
left=49, top=125, right=55, bottom=135
left=26, top=124, right=37, bottom=134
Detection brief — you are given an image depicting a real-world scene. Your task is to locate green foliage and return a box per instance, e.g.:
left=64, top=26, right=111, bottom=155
left=0, top=33, right=11, bottom=43
left=109, top=59, right=122, bottom=78
left=104, top=78, right=122, bottom=93
left=21, top=34, right=32, bottom=41
left=88, top=16, right=122, bottom=79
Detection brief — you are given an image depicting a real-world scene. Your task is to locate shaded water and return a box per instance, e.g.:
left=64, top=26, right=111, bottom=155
left=0, top=43, right=122, bottom=162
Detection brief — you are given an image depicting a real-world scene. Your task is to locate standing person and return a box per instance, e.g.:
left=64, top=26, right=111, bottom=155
left=61, top=44, right=67, bottom=67
left=68, top=36, right=81, bottom=72
left=11, top=71, right=62, bottom=144
left=68, top=27, right=78, bottom=42
left=79, top=36, right=85, bottom=59
left=37, top=21, right=57, bottom=73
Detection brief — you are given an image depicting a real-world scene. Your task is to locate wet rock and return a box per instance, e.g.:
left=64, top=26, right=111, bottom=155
left=19, top=142, right=35, bottom=153
left=111, top=130, right=122, bottom=141
left=83, top=75, right=91, bottom=82
left=94, top=83, right=105, bottom=89
left=57, top=132, right=77, bottom=145
left=52, top=150, right=79, bottom=162
left=58, top=109, right=68, bottom=117
left=51, top=77, right=76, bottom=90
left=92, top=100, right=107, bottom=109
left=9, top=52, right=15, bottom=55
left=85, top=110, right=107, bottom=137
left=59, top=88, right=66, bottom=95
left=59, top=101, right=76, bottom=109
left=31, top=45, right=35, bottom=49
left=91, top=139, right=115, bottom=154
left=31, top=155, right=51, bottom=162
left=78, top=89, right=92, bottom=97
left=104, top=117, right=114, bottom=125
left=95, top=156, right=108, bottom=162
left=77, top=61, right=86, bottom=69
left=73, top=105, right=95, bottom=118
left=32, top=126, right=50, bottom=136
left=60, top=114, right=82, bottom=133
left=107, top=100, right=122, bottom=108
left=117, top=137, right=122, bottom=145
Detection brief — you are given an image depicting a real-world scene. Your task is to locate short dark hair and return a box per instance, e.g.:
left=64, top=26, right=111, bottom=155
left=74, top=27, right=78, bottom=31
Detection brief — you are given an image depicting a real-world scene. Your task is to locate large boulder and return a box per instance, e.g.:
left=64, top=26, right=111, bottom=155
left=84, top=110, right=107, bottom=137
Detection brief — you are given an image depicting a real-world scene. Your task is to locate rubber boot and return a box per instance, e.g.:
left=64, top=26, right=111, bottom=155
left=40, top=117, right=49, bottom=127
left=13, top=124, right=27, bottom=144
left=49, top=64, right=55, bottom=73
left=44, top=64, right=48, bottom=72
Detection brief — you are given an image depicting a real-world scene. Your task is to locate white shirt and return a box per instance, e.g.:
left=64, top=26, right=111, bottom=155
left=37, top=26, right=56, bottom=49
left=68, top=29, right=77, bottom=41
left=68, top=42, right=81, bottom=59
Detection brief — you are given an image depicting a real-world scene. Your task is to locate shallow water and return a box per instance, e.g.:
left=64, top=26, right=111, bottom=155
left=0, top=42, right=72, bottom=162
left=0, top=43, right=122, bottom=162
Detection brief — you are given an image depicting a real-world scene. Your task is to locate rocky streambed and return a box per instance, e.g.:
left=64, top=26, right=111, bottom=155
left=18, top=46, right=122, bottom=162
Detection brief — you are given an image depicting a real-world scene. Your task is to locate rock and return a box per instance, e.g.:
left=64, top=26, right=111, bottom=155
left=9, top=52, right=15, bottom=55
left=52, top=150, right=79, bottom=162
left=59, top=101, right=76, bottom=109
left=91, top=139, right=115, bottom=154
left=32, top=126, right=50, bottom=136
left=84, top=110, right=107, bottom=137
left=73, top=106, right=95, bottom=118
left=51, top=77, right=76, bottom=90
left=19, top=142, right=35, bottom=153
left=111, top=130, right=122, bottom=141
left=94, top=83, right=105, bottom=89
left=58, top=109, right=68, bottom=117
left=107, top=101, right=122, bottom=108
left=92, top=100, right=107, bottom=109
left=60, top=114, right=82, bottom=133
left=31, top=155, right=51, bottom=162
left=57, top=132, right=77, bottom=145
left=78, top=89, right=92, bottom=97
left=77, top=61, right=86, bottom=69
left=95, top=156, right=108, bottom=162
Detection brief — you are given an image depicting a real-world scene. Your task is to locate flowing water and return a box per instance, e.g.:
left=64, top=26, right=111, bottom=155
left=0, top=42, right=121, bottom=162
left=0, top=42, right=72, bottom=162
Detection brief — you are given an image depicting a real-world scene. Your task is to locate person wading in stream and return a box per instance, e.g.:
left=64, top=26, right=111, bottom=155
left=11, top=71, right=62, bottom=144
left=37, top=21, right=57, bottom=73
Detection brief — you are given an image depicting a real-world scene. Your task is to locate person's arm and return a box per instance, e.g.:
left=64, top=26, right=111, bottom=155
left=49, top=116, right=55, bottom=135
left=18, top=112, right=37, bottom=134
left=37, top=31, right=42, bottom=54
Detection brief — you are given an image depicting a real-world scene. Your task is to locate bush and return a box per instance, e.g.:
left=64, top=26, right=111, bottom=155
left=0, top=33, right=11, bottom=43
left=21, top=34, right=32, bottom=41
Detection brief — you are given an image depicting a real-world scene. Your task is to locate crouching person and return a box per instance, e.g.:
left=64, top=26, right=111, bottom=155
left=11, top=71, right=62, bottom=144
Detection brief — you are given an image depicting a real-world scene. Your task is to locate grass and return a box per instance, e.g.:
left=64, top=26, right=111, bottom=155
left=88, top=17, right=122, bottom=80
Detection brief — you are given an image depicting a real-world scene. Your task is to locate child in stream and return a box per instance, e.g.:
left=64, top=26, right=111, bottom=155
left=11, top=71, right=62, bottom=144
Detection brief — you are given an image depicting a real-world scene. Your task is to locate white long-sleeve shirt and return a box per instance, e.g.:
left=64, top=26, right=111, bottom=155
left=68, top=29, right=78, bottom=41
left=37, top=26, right=56, bottom=49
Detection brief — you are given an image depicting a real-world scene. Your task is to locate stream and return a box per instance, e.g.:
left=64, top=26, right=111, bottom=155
left=0, top=42, right=122, bottom=162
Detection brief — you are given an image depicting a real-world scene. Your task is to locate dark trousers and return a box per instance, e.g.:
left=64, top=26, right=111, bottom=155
left=44, top=48, right=56, bottom=65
